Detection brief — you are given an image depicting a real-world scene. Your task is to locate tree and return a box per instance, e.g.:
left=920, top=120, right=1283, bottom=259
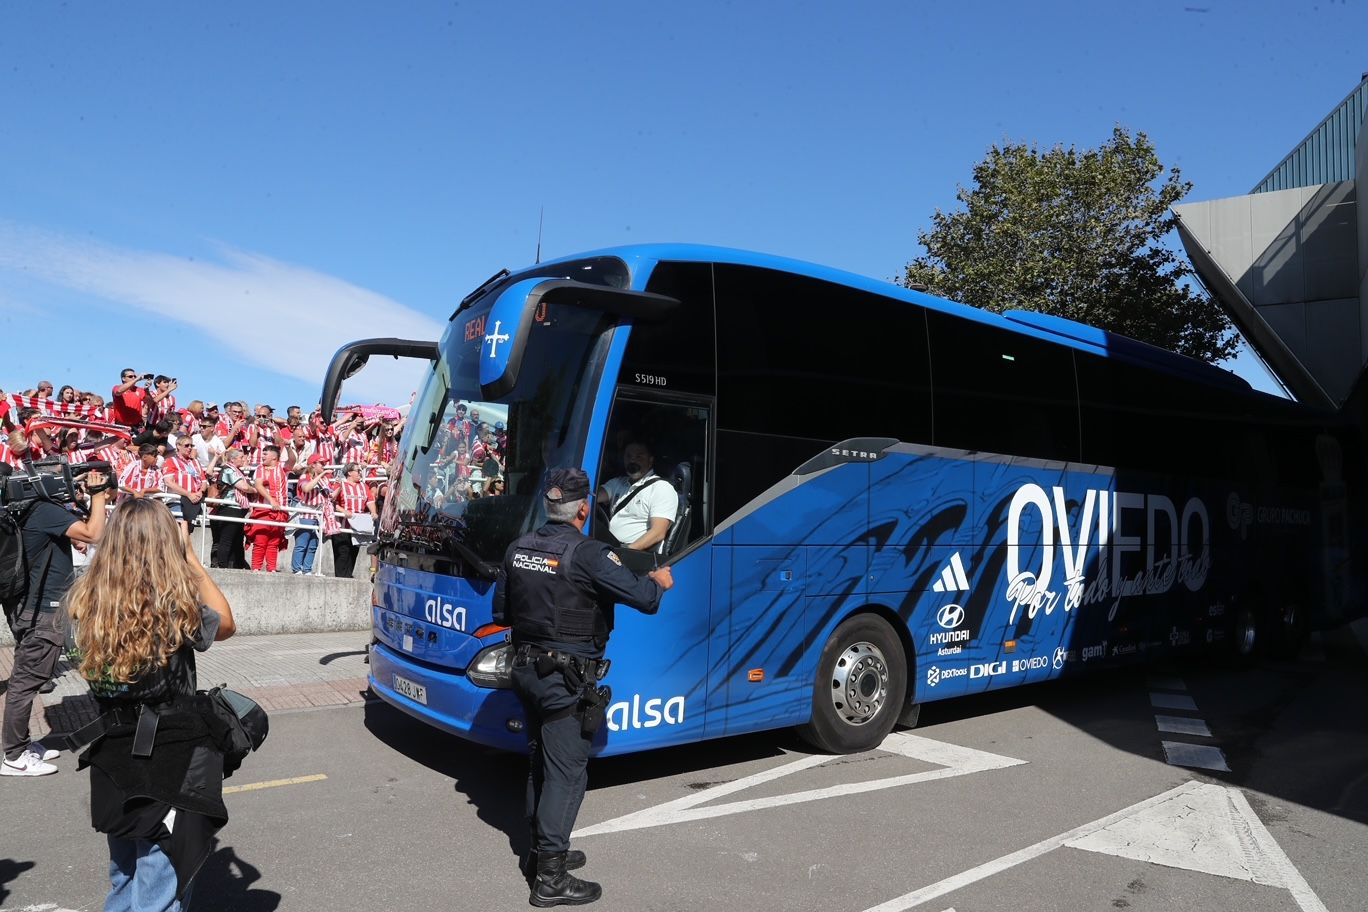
left=902, top=126, right=1236, bottom=363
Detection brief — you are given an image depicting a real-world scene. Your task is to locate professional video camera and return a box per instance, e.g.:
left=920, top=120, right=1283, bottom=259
left=0, top=458, right=117, bottom=510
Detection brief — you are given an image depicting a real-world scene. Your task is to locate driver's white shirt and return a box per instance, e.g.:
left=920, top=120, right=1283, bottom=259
left=603, top=471, right=677, bottom=548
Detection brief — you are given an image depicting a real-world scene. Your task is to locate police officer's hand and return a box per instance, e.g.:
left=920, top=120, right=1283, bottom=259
left=648, top=565, right=674, bottom=591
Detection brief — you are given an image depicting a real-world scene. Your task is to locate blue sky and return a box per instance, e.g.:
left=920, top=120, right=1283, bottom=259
left=1, top=1, right=1364, bottom=408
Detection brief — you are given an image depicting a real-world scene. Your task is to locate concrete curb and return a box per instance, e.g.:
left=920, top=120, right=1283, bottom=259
left=0, top=571, right=372, bottom=646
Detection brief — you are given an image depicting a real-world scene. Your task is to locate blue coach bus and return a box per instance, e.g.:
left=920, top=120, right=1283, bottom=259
left=322, top=245, right=1355, bottom=756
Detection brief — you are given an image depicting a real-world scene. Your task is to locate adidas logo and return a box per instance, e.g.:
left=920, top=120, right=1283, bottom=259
left=931, top=552, right=970, bottom=593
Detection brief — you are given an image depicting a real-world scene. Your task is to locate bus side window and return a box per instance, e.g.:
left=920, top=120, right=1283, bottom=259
left=596, top=396, right=712, bottom=556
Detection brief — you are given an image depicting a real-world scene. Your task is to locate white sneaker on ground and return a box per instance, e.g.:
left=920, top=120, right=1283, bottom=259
left=29, top=741, right=59, bottom=762
left=1, top=749, right=58, bottom=777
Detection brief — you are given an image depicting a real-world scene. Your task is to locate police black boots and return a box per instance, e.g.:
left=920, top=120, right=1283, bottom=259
left=521, top=848, right=586, bottom=879
left=530, top=851, right=601, bottom=906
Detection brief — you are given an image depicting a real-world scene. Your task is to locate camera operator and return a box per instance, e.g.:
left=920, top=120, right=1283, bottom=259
left=2, top=468, right=112, bottom=776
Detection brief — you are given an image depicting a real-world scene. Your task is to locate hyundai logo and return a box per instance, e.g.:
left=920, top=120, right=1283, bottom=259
left=936, top=604, right=965, bottom=630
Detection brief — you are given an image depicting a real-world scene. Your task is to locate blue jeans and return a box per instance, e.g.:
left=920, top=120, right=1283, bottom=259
left=292, top=518, right=319, bottom=573
left=106, top=836, right=191, bottom=911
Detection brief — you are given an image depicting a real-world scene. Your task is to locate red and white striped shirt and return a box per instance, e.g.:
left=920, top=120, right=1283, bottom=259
left=118, top=461, right=163, bottom=497
left=64, top=447, right=87, bottom=465
left=150, top=393, right=177, bottom=426
left=161, top=455, right=204, bottom=495
left=0, top=442, right=25, bottom=469
left=296, top=475, right=342, bottom=536
left=336, top=480, right=373, bottom=515
left=246, top=424, right=278, bottom=467
left=215, top=418, right=251, bottom=451
left=253, top=463, right=287, bottom=506
left=340, top=430, right=368, bottom=465
left=311, top=430, right=338, bottom=467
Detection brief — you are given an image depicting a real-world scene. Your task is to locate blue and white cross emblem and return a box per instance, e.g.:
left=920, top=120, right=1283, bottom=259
left=484, top=320, right=510, bottom=359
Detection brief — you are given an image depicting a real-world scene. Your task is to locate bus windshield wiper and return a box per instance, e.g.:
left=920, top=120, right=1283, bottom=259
left=447, top=538, right=501, bottom=580
left=451, top=268, right=510, bottom=319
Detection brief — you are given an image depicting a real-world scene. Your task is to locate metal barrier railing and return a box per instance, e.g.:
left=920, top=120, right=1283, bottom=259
left=111, top=493, right=372, bottom=577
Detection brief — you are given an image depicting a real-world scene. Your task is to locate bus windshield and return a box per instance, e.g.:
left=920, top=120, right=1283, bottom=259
left=381, top=299, right=616, bottom=577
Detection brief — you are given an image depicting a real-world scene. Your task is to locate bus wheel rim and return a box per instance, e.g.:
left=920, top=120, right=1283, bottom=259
left=830, top=641, right=889, bottom=726
left=1238, top=614, right=1258, bottom=655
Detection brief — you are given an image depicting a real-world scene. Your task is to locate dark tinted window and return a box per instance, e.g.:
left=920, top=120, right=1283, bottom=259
left=927, top=311, right=1080, bottom=462
left=713, top=264, right=932, bottom=442
left=711, top=264, right=932, bottom=521
left=620, top=261, right=716, bottom=397
left=1077, top=352, right=1281, bottom=479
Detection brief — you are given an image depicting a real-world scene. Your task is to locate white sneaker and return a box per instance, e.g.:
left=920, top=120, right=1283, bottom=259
left=29, top=741, right=59, bottom=762
left=1, top=749, right=58, bottom=777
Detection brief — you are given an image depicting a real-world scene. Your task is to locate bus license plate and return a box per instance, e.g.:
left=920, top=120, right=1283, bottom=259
left=393, top=675, right=427, bottom=705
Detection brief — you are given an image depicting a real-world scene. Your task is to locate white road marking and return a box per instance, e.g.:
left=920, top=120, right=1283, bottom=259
left=859, top=781, right=1328, bottom=912
left=573, top=733, right=1026, bottom=838
left=1069, top=782, right=1278, bottom=882
left=1146, top=674, right=1187, bottom=691
left=859, top=782, right=1206, bottom=911
left=1154, top=714, right=1212, bottom=737
left=1149, top=692, right=1198, bottom=711
left=1160, top=741, right=1230, bottom=772
left=223, top=773, right=328, bottom=795
left=1226, top=789, right=1331, bottom=912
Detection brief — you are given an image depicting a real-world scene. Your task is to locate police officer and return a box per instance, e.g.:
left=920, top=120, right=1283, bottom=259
left=493, top=468, right=673, bottom=907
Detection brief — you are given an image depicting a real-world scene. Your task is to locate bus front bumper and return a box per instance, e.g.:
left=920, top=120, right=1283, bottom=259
left=368, top=641, right=528, bottom=754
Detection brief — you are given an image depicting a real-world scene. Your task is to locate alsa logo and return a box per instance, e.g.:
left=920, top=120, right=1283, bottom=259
left=607, top=694, right=685, bottom=732
left=511, top=553, right=558, bottom=575
left=424, top=598, right=467, bottom=632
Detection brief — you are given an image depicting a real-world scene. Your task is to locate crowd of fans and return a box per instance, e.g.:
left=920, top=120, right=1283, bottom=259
left=0, top=368, right=405, bottom=577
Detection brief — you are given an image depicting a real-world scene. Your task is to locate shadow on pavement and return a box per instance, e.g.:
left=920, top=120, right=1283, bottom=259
left=363, top=699, right=792, bottom=866
left=190, top=843, right=281, bottom=912
left=0, top=858, right=35, bottom=904
left=318, top=650, right=367, bottom=665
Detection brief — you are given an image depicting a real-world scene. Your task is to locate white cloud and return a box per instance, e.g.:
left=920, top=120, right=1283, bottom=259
left=0, top=221, right=444, bottom=404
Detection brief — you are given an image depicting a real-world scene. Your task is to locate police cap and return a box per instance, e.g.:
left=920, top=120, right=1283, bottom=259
left=544, top=467, right=590, bottom=503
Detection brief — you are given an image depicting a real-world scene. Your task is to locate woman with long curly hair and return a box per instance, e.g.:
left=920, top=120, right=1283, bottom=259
left=67, top=498, right=236, bottom=912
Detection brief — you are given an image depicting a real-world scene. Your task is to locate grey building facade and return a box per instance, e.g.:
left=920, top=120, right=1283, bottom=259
left=1174, top=73, right=1368, bottom=409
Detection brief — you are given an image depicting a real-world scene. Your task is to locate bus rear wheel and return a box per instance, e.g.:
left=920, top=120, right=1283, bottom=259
left=798, top=615, right=907, bottom=754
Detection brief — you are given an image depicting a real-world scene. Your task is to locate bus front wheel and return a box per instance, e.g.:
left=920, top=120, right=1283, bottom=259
left=798, top=614, right=907, bottom=754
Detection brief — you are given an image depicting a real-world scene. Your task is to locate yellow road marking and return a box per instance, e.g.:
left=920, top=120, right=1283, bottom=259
left=224, top=773, right=328, bottom=795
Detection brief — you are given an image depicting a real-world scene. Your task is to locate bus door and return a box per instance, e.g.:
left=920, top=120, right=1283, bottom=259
left=591, top=390, right=715, bottom=748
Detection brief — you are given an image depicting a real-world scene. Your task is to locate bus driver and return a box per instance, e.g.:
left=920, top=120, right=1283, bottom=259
left=596, top=440, right=676, bottom=552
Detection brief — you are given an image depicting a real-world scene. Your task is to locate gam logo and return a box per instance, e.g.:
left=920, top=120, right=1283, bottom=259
left=424, top=598, right=467, bottom=632
left=607, top=694, right=685, bottom=732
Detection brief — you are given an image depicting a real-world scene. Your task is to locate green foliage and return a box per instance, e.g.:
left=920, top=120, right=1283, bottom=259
left=902, top=126, right=1237, bottom=363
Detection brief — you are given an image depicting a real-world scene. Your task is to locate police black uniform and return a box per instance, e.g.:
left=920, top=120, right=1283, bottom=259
left=492, top=468, right=667, bottom=907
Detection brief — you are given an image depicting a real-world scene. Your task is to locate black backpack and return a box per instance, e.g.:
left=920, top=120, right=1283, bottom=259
left=0, top=503, right=37, bottom=606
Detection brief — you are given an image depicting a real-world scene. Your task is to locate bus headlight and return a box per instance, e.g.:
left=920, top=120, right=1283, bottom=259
left=467, top=641, right=513, bottom=689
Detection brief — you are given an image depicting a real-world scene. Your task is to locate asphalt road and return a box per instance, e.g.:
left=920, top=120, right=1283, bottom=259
left=3, top=648, right=1365, bottom=912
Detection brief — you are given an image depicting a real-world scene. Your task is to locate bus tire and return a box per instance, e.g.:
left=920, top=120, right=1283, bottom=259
left=1269, top=601, right=1308, bottom=659
left=798, top=614, right=907, bottom=754
left=1231, top=604, right=1262, bottom=664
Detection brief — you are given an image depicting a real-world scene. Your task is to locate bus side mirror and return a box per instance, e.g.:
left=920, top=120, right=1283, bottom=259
left=320, top=338, right=438, bottom=423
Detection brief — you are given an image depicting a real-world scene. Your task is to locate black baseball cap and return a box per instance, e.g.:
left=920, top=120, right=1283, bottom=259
left=543, top=468, right=590, bottom=503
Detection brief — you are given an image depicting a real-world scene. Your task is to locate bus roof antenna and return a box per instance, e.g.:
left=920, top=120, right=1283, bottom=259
left=535, top=206, right=544, bottom=264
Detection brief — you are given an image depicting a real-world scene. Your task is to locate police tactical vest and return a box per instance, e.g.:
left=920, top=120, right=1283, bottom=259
left=506, top=531, right=607, bottom=644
